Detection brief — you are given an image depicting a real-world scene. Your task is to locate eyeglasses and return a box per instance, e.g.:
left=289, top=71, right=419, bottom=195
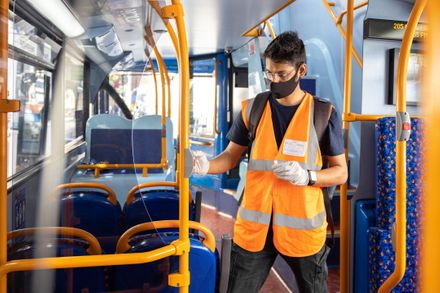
left=263, top=68, right=296, bottom=82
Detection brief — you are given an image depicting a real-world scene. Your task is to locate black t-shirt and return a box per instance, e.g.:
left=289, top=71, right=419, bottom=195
left=226, top=95, right=344, bottom=156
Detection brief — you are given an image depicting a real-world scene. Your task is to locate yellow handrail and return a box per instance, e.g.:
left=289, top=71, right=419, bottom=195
left=336, top=0, right=368, bottom=24
left=265, top=20, right=276, bottom=39
left=56, top=182, right=118, bottom=205
left=421, top=2, right=440, bottom=292
left=125, top=181, right=178, bottom=205
left=8, top=227, right=102, bottom=255
left=340, top=0, right=354, bottom=292
left=77, top=163, right=166, bottom=178
left=0, top=1, right=8, bottom=291
left=0, top=245, right=176, bottom=276
left=322, top=0, right=363, bottom=68
left=164, top=1, right=191, bottom=291
left=343, top=112, right=424, bottom=122
left=378, top=0, right=426, bottom=291
left=147, top=54, right=159, bottom=115
left=116, top=220, right=216, bottom=253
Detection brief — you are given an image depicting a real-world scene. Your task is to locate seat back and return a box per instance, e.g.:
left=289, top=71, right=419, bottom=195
left=123, top=189, right=195, bottom=230
left=60, top=190, right=123, bottom=253
left=368, top=117, right=423, bottom=292
left=113, top=233, right=217, bottom=292
left=8, top=230, right=105, bottom=292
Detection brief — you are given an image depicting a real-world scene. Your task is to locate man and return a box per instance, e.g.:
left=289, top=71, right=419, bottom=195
left=193, top=31, right=347, bottom=293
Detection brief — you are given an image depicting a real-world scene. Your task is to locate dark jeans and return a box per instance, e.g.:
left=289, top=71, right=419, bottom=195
left=226, top=229, right=330, bottom=293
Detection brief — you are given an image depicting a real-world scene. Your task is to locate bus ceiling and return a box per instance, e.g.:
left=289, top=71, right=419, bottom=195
left=20, top=0, right=294, bottom=64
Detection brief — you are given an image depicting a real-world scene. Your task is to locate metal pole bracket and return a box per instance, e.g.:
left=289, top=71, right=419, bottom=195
left=0, top=100, right=20, bottom=113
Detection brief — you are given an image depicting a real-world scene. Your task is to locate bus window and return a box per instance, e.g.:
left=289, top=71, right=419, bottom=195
left=189, top=58, right=216, bottom=138
left=7, top=59, right=51, bottom=177
left=64, top=53, right=84, bottom=145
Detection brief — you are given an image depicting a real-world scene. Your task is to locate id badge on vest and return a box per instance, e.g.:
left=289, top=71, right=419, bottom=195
left=283, top=139, right=307, bottom=157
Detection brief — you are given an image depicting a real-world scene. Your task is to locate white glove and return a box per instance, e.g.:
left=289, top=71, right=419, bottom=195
left=272, top=160, right=309, bottom=186
left=192, top=151, right=210, bottom=175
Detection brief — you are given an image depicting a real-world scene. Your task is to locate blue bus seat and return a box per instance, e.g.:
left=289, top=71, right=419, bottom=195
left=59, top=188, right=123, bottom=253
left=113, top=233, right=217, bottom=292
left=368, top=117, right=423, bottom=292
left=7, top=228, right=105, bottom=293
left=123, top=189, right=196, bottom=231
left=353, top=199, right=376, bottom=293
left=72, top=114, right=175, bottom=204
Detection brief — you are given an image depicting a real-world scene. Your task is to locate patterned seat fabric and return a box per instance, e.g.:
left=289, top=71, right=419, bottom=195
left=368, top=117, right=423, bottom=292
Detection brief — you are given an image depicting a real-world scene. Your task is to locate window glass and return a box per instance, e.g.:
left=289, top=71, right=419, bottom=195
left=7, top=59, right=51, bottom=177
left=64, top=54, right=84, bottom=145
left=8, top=11, right=61, bottom=64
left=189, top=58, right=216, bottom=138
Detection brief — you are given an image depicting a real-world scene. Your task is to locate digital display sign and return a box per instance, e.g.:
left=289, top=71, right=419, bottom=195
left=364, top=18, right=427, bottom=42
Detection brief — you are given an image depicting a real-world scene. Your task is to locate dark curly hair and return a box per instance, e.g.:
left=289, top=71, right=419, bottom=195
left=263, top=31, right=306, bottom=68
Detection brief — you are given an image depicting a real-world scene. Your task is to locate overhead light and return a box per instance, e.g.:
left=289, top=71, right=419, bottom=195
left=25, top=0, right=85, bottom=38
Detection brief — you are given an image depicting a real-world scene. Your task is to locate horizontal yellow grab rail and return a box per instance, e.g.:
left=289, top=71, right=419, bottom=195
left=56, top=182, right=118, bottom=205
left=8, top=227, right=102, bottom=255
left=0, top=244, right=177, bottom=276
left=116, top=220, right=216, bottom=253
left=343, top=112, right=424, bottom=122
left=126, top=181, right=178, bottom=205
left=77, top=163, right=168, bottom=178
left=189, top=139, right=214, bottom=147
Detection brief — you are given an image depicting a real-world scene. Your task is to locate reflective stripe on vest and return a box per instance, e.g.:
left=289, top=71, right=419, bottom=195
left=273, top=211, right=326, bottom=230
left=239, top=207, right=271, bottom=225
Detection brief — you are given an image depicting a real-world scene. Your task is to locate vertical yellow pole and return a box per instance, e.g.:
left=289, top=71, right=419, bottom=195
left=378, top=0, right=426, bottom=292
left=165, top=65, right=172, bottom=118
left=340, top=0, right=353, bottom=292
left=0, top=0, right=7, bottom=291
left=147, top=55, right=159, bottom=115
left=153, top=48, right=168, bottom=166
left=171, top=1, right=190, bottom=292
left=421, top=1, right=440, bottom=292
left=265, top=20, right=276, bottom=39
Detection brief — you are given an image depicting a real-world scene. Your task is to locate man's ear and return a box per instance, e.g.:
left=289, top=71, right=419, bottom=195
left=299, top=63, right=307, bottom=77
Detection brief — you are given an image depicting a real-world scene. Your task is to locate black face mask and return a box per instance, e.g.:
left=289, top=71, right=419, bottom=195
left=270, top=71, right=300, bottom=99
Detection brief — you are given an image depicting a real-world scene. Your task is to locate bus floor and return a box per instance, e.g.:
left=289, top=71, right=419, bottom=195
left=200, top=204, right=340, bottom=293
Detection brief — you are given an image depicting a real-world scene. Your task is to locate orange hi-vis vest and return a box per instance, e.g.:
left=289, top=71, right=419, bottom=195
left=234, top=92, right=327, bottom=257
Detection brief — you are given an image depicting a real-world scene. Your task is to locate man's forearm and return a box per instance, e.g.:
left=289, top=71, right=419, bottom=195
left=314, top=165, right=348, bottom=187
left=208, top=151, right=239, bottom=174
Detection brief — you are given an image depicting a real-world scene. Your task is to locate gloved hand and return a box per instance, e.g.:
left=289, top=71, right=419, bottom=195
left=192, top=151, right=210, bottom=175
left=272, top=160, right=309, bottom=186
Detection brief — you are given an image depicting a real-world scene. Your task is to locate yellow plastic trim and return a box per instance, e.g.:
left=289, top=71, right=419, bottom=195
left=56, top=182, right=118, bottom=206
left=242, top=0, right=295, bottom=36
left=421, top=1, right=440, bottom=292
left=322, top=0, right=363, bottom=68
left=339, top=0, right=354, bottom=292
left=343, top=112, right=424, bottom=122
left=378, top=0, right=426, bottom=291
left=77, top=163, right=166, bottom=178
left=0, top=100, right=20, bottom=113
left=1, top=0, right=9, bottom=290
left=169, top=271, right=190, bottom=288
left=125, top=181, right=178, bottom=206
left=116, top=220, right=215, bottom=253
left=8, top=227, right=102, bottom=255
left=336, top=0, right=368, bottom=24
left=161, top=3, right=184, bottom=19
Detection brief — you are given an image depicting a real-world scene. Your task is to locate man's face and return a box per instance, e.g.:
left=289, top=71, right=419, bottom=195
left=264, top=59, right=297, bottom=83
